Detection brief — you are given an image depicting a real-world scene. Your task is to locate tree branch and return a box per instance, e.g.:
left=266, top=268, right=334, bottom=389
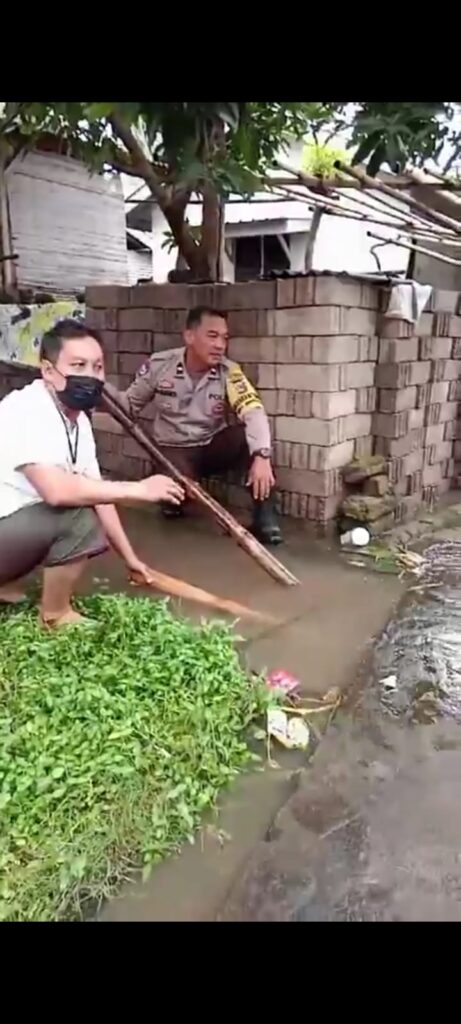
left=109, top=111, right=200, bottom=271
left=443, top=141, right=461, bottom=175
left=109, top=112, right=168, bottom=207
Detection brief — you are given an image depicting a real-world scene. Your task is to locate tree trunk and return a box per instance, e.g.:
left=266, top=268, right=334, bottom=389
left=195, top=117, right=227, bottom=281
left=161, top=185, right=223, bottom=281
left=197, top=182, right=223, bottom=281
left=109, top=111, right=229, bottom=282
left=217, top=195, right=225, bottom=281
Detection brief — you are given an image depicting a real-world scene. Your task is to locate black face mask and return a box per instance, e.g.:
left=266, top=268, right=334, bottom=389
left=59, top=374, right=104, bottom=412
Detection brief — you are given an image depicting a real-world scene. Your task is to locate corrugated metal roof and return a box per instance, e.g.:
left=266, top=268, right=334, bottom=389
left=126, top=227, right=153, bottom=250
left=262, top=268, right=401, bottom=284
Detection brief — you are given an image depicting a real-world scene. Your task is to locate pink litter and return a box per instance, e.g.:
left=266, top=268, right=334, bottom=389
left=265, top=669, right=300, bottom=695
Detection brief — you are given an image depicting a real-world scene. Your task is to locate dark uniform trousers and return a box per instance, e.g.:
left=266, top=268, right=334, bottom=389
left=156, top=423, right=250, bottom=482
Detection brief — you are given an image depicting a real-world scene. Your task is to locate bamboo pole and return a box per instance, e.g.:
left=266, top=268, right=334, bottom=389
left=273, top=160, right=461, bottom=192
left=129, top=566, right=279, bottom=624
left=336, top=161, right=461, bottom=237
left=367, top=231, right=461, bottom=267
left=334, top=186, right=458, bottom=238
left=270, top=182, right=458, bottom=242
left=272, top=186, right=461, bottom=244
left=101, top=387, right=300, bottom=587
left=343, top=183, right=457, bottom=237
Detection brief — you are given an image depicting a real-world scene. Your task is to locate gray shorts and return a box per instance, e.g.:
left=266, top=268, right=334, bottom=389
left=0, top=504, right=108, bottom=586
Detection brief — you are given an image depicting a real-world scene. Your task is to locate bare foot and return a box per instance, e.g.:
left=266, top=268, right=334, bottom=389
left=0, top=586, right=28, bottom=604
left=39, top=608, right=94, bottom=629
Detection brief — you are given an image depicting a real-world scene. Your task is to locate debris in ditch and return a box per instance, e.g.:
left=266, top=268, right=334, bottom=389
left=264, top=686, right=342, bottom=762
left=395, top=549, right=425, bottom=575
left=342, top=539, right=427, bottom=578
left=323, top=687, right=341, bottom=705
left=340, top=526, right=370, bottom=548
left=201, top=825, right=232, bottom=850
left=411, top=689, right=440, bottom=724
left=265, top=669, right=300, bottom=695
left=408, top=582, right=442, bottom=593
left=267, top=709, right=310, bottom=750
left=381, top=674, right=397, bottom=691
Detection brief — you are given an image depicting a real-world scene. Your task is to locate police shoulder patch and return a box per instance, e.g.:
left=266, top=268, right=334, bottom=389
left=137, top=360, right=150, bottom=378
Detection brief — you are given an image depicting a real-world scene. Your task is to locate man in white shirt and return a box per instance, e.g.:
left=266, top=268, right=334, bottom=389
left=0, top=318, right=184, bottom=627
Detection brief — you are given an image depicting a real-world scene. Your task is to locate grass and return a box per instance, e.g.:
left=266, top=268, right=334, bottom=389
left=0, top=594, right=271, bottom=921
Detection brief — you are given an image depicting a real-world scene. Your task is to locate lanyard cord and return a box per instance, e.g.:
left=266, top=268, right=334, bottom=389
left=56, top=407, right=79, bottom=467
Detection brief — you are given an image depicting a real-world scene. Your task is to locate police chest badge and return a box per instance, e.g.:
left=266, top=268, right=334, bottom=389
left=156, top=378, right=177, bottom=398
left=208, top=390, right=224, bottom=417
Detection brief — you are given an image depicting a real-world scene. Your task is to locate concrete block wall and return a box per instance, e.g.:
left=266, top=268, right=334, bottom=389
left=84, top=276, right=461, bottom=527
left=1, top=274, right=459, bottom=531
left=374, top=299, right=461, bottom=520
left=86, top=276, right=382, bottom=525
left=0, top=360, right=38, bottom=399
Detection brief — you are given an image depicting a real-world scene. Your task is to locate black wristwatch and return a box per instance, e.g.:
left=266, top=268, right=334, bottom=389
left=253, top=448, right=272, bottom=459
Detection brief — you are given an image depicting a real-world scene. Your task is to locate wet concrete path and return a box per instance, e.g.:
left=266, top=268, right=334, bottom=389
left=219, top=530, right=461, bottom=922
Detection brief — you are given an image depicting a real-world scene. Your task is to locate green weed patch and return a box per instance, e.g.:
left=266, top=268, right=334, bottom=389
left=0, top=595, right=269, bottom=921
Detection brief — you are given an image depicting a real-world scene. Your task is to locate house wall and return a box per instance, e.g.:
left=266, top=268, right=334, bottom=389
left=79, top=275, right=461, bottom=528
left=127, top=249, right=152, bottom=285
left=6, top=151, right=129, bottom=293
left=313, top=214, right=407, bottom=275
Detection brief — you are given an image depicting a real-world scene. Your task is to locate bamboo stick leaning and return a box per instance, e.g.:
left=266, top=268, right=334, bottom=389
left=129, top=566, right=279, bottom=624
left=101, top=387, right=300, bottom=587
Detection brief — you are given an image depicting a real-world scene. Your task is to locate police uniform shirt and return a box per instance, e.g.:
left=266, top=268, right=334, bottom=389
left=109, top=347, right=272, bottom=453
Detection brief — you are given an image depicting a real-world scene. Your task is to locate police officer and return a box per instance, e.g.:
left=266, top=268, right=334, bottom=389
left=107, top=305, right=282, bottom=546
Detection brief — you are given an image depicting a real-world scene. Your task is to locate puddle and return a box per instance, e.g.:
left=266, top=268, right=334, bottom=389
left=373, top=540, right=461, bottom=722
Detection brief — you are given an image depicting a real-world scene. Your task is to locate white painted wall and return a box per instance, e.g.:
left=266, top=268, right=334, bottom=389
left=127, top=249, right=152, bottom=285
left=312, top=213, right=407, bottom=275
left=7, top=151, right=129, bottom=293
left=289, top=232, right=309, bottom=272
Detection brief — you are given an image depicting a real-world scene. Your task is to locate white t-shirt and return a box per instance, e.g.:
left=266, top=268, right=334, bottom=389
left=0, top=379, right=101, bottom=519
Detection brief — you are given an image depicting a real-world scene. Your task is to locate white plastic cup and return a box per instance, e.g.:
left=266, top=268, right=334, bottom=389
left=340, top=527, right=370, bottom=547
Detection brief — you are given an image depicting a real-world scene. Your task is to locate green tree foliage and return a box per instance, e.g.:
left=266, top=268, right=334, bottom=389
left=1, top=101, right=459, bottom=279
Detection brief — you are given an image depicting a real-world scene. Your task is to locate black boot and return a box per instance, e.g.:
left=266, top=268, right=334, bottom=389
left=161, top=502, right=184, bottom=519
left=251, top=494, right=283, bottom=546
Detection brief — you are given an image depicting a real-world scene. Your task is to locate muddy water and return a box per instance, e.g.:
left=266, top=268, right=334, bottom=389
left=219, top=533, right=461, bottom=922
left=373, top=539, right=461, bottom=723
left=92, top=507, right=402, bottom=921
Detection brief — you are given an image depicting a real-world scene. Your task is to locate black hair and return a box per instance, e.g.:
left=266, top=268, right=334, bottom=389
left=39, top=318, right=104, bottom=364
left=185, top=306, right=228, bottom=330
